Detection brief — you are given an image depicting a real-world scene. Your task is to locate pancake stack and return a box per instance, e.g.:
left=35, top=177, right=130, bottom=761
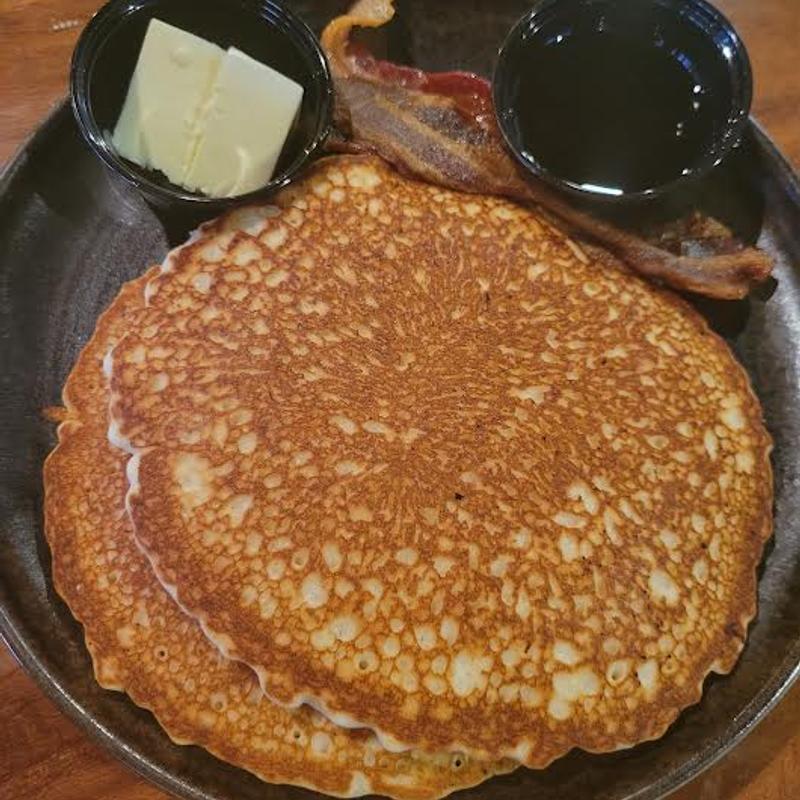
left=45, top=155, right=772, bottom=796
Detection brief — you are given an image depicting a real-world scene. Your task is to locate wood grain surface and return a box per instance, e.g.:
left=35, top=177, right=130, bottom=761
left=1, top=1, right=798, bottom=799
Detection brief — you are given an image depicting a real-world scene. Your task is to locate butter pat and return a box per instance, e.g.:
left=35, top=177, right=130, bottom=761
left=111, top=19, right=304, bottom=198
left=185, top=48, right=304, bottom=197
left=112, top=19, right=224, bottom=186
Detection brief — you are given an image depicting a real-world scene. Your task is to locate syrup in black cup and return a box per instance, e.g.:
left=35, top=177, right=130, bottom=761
left=493, top=0, right=752, bottom=203
left=71, top=0, right=332, bottom=216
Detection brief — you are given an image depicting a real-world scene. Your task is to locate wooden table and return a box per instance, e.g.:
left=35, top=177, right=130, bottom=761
left=1, top=1, right=798, bottom=798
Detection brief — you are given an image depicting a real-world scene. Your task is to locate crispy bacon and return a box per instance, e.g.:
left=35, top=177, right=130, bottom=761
left=320, top=0, right=773, bottom=299
left=347, top=44, right=496, bottom=126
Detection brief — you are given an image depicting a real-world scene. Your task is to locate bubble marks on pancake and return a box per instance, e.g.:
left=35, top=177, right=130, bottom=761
left=44, top=273, right=514, bottom=799
left=108, top=155, right=772, bottom=766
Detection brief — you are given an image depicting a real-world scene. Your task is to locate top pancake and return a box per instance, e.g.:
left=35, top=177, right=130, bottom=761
left=109, top=155, right=772, bottom=766
left=45, top=269, right=511, bottom=799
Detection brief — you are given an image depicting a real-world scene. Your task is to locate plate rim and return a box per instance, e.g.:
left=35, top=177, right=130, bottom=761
left=1, top=102, right=799, bottom=800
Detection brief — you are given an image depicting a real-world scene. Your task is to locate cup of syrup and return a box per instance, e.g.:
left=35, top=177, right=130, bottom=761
left=492, top=0, right=752, bottom=202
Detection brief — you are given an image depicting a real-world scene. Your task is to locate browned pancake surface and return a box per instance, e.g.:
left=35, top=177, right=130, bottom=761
left=44, top=270, right=512, bottom=798
left=108, top=155, right=772, bottom=765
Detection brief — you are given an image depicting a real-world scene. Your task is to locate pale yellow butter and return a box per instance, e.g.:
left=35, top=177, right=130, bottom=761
left=111, top=19, right=224, bottom=186
left=184, top=47, right=304, bottom=197
left=111, top=19, right=304, bottom=198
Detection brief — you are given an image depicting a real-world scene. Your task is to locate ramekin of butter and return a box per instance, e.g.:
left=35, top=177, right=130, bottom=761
left=71, top=0, right=331, bottom=210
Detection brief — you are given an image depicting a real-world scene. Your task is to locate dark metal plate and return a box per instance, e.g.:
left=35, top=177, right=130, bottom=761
left=1, top=3, right=799, bottom=799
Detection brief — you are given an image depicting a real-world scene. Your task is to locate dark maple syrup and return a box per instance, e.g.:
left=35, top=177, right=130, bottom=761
left=496, top=0, right=742, bottom=198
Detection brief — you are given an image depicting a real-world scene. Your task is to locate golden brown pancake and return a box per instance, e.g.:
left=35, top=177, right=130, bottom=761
left=108, top=155, right=772, bottom=766
left=44, top=269, right=514, bottom=798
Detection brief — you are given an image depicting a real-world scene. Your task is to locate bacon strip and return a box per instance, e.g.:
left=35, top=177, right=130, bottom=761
left=321, top=0, right=772, bottom=299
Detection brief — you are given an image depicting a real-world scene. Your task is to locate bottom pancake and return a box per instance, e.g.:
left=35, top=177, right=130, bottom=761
left=43, top=270, right=514, bottom=799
